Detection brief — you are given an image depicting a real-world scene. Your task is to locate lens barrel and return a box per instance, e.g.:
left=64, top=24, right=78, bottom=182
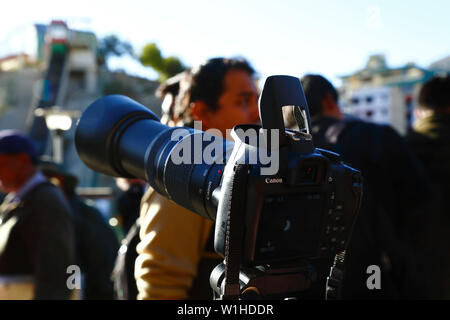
left=75, top=95, right=230, bottom=220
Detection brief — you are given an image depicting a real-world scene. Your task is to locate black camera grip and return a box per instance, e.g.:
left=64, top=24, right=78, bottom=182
left=223, top=164, right=251, bottom=300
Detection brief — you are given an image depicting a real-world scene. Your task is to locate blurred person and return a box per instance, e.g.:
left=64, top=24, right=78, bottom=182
left=135, top=57, right=259, bottom=299
left=39, top=158, right=120, bottom=300
left=284, top=74, right=434, bottom=299
left=115, top=178, right=146, bottom=235
left=0, top=131, right=75, bottom=299
left=407, top=75, right=450, bottom=299
left=111, top=177, right=145, bottom=300
left=158, top=71, right=188, bottom=126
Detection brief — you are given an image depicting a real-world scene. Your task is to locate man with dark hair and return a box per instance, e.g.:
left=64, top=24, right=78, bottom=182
left=172, top=57, right=259, bottom=137
left=407, top=74, right=450, bottom=299
left=135, top=57, right=259, bottom=299
left=285, top=74, right=434, bottom=299
left=299, top=74, right=340, bottom=119
left=0, top=131, right=76, bottom=299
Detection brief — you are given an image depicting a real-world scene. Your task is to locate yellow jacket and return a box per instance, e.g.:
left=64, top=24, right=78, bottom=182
left=135, top=188, right=215, bottom=300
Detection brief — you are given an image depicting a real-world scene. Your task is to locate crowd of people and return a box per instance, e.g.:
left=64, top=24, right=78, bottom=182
left=0, top=55, right=448, bottom=300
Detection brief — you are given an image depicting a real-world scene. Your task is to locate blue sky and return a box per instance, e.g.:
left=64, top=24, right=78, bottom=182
left=1, top=0, right=449, bottom=87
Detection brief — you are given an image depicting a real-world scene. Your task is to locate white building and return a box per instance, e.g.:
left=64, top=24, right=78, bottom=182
left=341, top=86, right=408, bottom=135
left=339, top=54, right=436, bottom=135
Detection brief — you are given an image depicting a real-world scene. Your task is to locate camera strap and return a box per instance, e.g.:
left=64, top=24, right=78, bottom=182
left=222, top=164, right=251, bottom=300
left=325, top=250, right=346, bottom=300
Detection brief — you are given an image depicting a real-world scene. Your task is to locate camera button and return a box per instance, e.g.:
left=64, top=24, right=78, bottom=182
left=334, top=201, right=344, bottom=211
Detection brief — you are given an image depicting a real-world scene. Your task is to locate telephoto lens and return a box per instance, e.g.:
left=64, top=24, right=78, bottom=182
left=75, top=95, right=231, bottom=220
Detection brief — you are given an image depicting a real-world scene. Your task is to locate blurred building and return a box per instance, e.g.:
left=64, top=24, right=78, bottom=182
left=0, top=20, right=161, bottom=207
left=339, top=54, right=435, bottom=135
left=429, top=55, right=450, bottom=73
left=0, top=53, right=34, bottom=71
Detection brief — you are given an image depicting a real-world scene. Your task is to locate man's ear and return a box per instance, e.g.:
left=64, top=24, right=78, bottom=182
left=322, top=93, right=338, bottom=113
left=191, top=101, right=214, bottom=128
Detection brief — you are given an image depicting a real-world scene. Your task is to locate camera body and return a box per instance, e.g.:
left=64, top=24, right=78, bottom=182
left=214, top=125, right=362, bottom=267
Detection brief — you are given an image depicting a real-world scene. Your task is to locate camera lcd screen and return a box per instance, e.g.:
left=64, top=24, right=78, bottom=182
left=255, top=193, right=323, bottom=262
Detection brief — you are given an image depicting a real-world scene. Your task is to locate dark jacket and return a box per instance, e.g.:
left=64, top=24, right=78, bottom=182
left=311, top=115, right=434, bottom=299
left=116, top=183, right=144, bottom=235
left=69, top=195, right=120, bottom=300
left=407, top=113, right=450, bottom=299
left=112, top=219, right=140, bottom=300
left=407, top=113, right=450, bottom=195
left=0, top=181, right=76, bottom=299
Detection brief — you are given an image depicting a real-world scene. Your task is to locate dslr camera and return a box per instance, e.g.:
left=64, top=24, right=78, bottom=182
left=75, top=75, right=362, bottom=299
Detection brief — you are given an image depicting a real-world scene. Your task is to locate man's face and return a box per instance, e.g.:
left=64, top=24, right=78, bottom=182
left=207, top=69, right=259, bottom=137
left=0, top=154, right=25, bottom=193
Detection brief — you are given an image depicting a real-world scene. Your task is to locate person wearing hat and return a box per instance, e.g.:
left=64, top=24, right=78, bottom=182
left=38, top=157, right=120, bottom=300
left=0, top=130, right=76, bottom=299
